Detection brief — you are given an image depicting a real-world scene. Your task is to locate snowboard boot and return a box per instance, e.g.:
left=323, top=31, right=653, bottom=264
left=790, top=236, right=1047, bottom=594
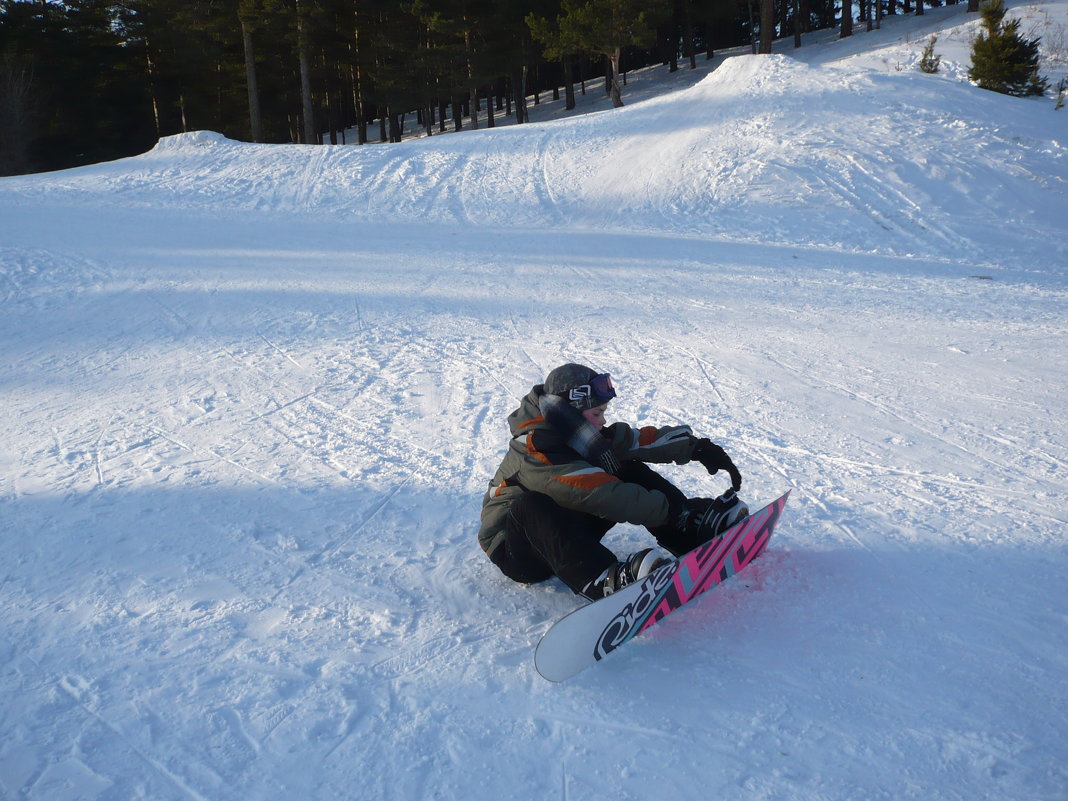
left=580, top=548, right=673, bottom=601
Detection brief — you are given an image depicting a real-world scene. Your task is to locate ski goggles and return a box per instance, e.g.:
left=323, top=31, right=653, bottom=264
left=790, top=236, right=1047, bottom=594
left=567, top=373, right=616, bottom=409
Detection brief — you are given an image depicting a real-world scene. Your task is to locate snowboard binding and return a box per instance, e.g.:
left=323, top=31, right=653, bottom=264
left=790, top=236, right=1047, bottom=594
left=694, top=489, right=749, bottom=542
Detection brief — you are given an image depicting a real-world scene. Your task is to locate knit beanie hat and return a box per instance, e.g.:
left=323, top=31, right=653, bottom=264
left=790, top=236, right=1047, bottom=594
left=543, top=363, right=615, bottom=411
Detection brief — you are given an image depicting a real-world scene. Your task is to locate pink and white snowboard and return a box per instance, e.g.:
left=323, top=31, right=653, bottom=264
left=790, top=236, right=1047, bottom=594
left=534, top=491, right=790, bottom=681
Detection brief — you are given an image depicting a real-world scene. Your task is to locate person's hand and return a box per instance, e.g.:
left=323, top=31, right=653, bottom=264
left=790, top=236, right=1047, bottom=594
left=692, top=438, right=742, bottom=491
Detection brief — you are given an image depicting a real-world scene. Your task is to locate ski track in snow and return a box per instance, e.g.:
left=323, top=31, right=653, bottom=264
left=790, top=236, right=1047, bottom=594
left=2, top=5, right=1068, bottom=799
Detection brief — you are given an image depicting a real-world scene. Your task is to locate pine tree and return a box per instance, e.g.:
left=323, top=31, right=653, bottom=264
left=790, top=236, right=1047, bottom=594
left=529, top=0, right=667, bottom=108
left=919, top=35, right=941, bottom=73
left=968, top=0, right=1047, bottom=97
left=527, top=1, right=584, bottom=109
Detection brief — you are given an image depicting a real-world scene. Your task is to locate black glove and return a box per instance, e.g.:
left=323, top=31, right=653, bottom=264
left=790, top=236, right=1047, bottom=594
left=692, top=438, right=742, bottom=491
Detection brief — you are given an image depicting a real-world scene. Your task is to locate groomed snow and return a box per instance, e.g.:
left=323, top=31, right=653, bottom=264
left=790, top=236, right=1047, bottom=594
left=2, top=3, right=1066, bottom=800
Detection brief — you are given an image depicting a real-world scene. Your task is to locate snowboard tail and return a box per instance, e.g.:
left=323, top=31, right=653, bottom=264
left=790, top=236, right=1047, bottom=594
left=535, top=490, right=790, bottom=681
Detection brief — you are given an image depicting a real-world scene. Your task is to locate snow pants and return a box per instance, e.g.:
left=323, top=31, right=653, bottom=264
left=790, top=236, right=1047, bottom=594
left=489, top=461, right=690, bottom=595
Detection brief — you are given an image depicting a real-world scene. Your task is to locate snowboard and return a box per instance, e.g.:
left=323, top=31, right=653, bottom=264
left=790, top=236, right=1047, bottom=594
left=534, top=490, right=790, bottom=682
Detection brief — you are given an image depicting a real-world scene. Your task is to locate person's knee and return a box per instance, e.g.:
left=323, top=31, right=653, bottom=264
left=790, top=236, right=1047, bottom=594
left=509, top=490, right=556, bottom=527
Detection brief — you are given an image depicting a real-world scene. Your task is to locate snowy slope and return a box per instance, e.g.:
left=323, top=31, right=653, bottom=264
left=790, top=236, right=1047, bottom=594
left=8, top=51, right=1064, bottom=271
left=1, top=4, right=1067, bottom=801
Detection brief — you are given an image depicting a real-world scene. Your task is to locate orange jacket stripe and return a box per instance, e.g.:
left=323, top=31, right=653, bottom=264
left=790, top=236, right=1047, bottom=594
left=526, top=433, right=553, bottom=465
left=552, top=470, right=620, bottom=492
left=637, top=426, right=661, bottom=446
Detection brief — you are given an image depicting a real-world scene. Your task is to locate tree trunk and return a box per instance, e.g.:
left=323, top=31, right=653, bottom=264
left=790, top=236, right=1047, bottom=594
left=748, top=0, right=758, bottom=52
left=0, top=53, right=37, bottom=175
left=465, top=27, right=478, bottom=130
left=238, top=7, right=263, bottom=142
left=841, top=0, right=854, bottom=37
left=144, top=45, right=161, bottom=138
left=351, top=10, right=367, bottom=144
left=682, top=0, right=697, bottom=68
left=295, top=0, right=316, bottom=144
left=916, top=0, right=925, bottom=16
left=388, top=110, right=402, bottom=143
left=513, top=69, right=526, bottom=123
left=323, top=62, right=337, bottom=144
left=355, top=75, right=367, bottom=144
left=563, top=54, right=576, bottom=110
left=759, top=0, right=775, bottom=52
left=609, top=48, right=624, bottom=107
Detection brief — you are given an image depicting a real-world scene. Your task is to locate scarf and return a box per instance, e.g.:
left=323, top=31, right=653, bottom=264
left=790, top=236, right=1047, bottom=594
left=538, top=392, right=621, bottom=475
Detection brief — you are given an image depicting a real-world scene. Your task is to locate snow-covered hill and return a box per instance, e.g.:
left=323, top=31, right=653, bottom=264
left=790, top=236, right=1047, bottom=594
left=1, top=3, right=1066, bottom=800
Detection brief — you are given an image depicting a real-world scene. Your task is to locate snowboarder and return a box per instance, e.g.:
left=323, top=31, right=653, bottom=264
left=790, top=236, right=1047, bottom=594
left=478, top=363, right=748, bottom=601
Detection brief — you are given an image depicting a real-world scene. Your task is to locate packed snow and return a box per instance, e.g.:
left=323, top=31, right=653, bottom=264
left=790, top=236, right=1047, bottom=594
left=2, top=3, right=1067, bottom=800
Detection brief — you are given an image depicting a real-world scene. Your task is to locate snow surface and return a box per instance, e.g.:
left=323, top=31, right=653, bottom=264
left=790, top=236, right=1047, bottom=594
left=2, top=3, right=1067, bottom=800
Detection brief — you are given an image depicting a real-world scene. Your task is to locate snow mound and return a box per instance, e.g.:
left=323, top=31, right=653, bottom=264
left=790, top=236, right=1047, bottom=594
left=151, top=130, right=235, bottom=151
left=691, top=53, right=816, bottom=97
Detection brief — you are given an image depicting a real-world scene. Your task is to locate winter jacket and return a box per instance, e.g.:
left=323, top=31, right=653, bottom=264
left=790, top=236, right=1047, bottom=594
left=478, top=384, right=699, bottom=558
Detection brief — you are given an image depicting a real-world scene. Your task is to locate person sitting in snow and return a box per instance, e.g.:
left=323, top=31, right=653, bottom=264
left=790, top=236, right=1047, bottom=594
left=478, top=363, right=748, bottom=601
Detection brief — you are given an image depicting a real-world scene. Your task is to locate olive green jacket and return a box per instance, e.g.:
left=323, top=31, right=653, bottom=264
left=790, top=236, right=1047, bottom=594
left=478, top=385, right=698, bottom=558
